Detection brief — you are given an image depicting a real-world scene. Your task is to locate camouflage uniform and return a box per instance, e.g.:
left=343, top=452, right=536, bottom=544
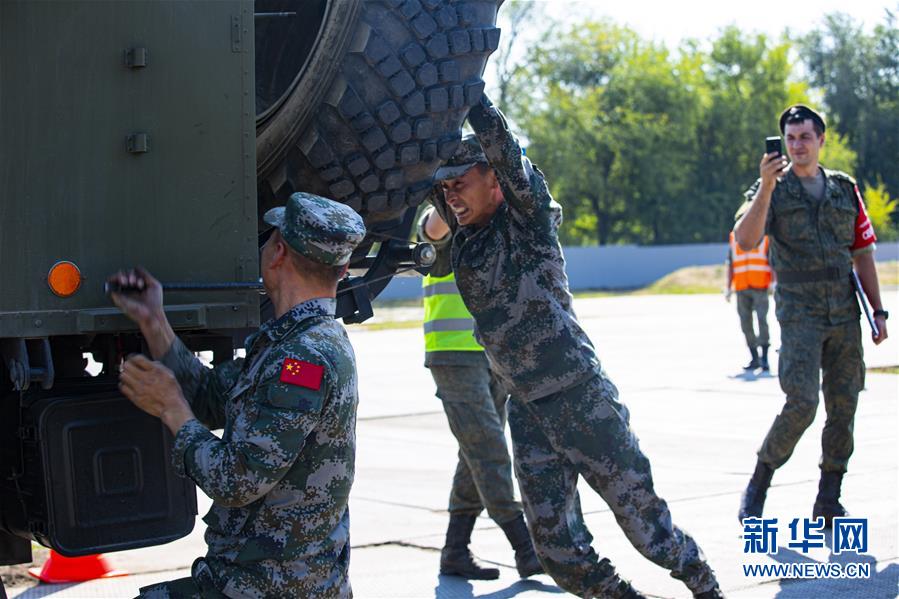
left=419, top=220, right=521, bottom=524
left=739, top=168, right=868, bottom=473
left=430, top=96, right=720, bottom=596
left=736, top=288, right=769, bottom=348
left=140, top=193, right=364, bottom=598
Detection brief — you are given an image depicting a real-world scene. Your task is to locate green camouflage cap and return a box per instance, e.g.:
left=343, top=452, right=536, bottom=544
left=263, top=192, right=366, bottom=266
left=433, top=134, right=487, bottom=181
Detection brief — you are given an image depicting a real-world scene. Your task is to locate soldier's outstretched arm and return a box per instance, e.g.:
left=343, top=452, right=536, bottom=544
left=467, top=95, right=552, bottom=223
left=170, top=354, right=331, bottom=507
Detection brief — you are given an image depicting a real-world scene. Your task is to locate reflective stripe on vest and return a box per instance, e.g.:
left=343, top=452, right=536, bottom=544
left=422, top=272, right=483, bottom=353
left=730, top=232, right=772, bottom=291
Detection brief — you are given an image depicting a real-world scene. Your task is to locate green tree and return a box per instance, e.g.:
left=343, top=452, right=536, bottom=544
left=506, top=23, right=801, bottom=245
left=693, top=27, right=807, bottom=241
left=800, top=9, right=899, bottom=198
left=818, top=131, right=857, bottom=174
left=509, top=21, right=705, bottom=244
left=863, top=181, right=898, bottom=241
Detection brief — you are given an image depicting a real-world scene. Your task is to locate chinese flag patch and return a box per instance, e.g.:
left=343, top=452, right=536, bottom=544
left=279, top=358, right=324, bottom=390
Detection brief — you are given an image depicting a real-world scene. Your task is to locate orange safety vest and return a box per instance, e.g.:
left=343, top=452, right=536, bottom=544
left=730, top=232, right=772, bottom=291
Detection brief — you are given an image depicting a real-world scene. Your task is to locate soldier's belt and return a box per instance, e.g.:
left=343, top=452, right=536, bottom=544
left=776, top=266, right=847, bottom=284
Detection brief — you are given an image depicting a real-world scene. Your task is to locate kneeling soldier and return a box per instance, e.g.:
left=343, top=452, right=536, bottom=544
left=110, top=193, right=365, bottom=598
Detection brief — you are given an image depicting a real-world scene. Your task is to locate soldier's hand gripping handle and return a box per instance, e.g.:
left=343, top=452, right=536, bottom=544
left=106, top=267, right=164, bottom=329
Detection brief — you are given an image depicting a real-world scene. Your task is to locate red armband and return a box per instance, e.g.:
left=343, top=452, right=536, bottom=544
left=851, top=185, right=877, bottom=251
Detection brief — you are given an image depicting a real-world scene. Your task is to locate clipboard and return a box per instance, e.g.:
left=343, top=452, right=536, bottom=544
left=851, top=270, right=880, bottom=338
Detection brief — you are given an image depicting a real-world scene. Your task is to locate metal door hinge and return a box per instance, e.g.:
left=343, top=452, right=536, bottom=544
left=124, top=47, right=148, bottom=68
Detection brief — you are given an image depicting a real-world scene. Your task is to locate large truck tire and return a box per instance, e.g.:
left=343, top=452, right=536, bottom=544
left=255, top=0, right=501, bottom=237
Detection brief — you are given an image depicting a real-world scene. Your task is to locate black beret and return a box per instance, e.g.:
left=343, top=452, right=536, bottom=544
left=779, top=104, right=826, bottom=134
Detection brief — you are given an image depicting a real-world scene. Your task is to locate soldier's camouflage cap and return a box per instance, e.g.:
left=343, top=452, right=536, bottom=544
left=433, top=134, right=488, bottom=181
left=263, top=192, right=366, bottom=266
left=779, top=104, right=826, bottom=134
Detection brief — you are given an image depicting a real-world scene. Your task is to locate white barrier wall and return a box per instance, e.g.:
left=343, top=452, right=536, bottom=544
left=376, top=241, right=899, bottom=301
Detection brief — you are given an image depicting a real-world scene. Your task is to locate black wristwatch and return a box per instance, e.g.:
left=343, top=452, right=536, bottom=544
left=873, top=309, right=889, bottom=320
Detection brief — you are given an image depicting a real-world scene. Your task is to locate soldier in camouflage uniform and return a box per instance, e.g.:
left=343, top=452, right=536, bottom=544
left=418, top=210, right=541, bottom=580
left=108, top=193, right=366, bottom=598
left=420, top=95, right=723, bottom=599
left=734, top=105, right=889, bottom=526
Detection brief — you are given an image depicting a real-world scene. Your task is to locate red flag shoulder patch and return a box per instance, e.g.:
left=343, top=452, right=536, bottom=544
left=279, top=358, right=324, bottom=391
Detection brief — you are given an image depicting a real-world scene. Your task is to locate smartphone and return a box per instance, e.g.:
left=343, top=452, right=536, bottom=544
left=765, top=136, right=782, bottom=157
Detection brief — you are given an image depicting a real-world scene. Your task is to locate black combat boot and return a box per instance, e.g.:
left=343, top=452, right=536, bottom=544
left=738, top=460, right=774, bottom=522
left=759, top=345, right=770, bottom=371
left=604, top=576, right=649, bottom=599
left=439, top=514, right=500, bottom=580
left=498, top=515, right=543, bottom=577
left=812, top=471, right=849, bottom=527
left=744, top=346, right=760, bottom=370
left=694, top=585, right=726, bottom=598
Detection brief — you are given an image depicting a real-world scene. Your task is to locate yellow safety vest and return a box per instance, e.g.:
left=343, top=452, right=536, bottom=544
left=422, top=272, right=483, bottom=353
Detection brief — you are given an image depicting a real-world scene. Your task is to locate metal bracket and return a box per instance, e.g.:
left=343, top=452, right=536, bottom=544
left=126, top=133, right=150, bottom=154
left=338, top=278, right=374, bottom=325
left=231, top=14, right=242, bottom=52
left=1, top=338, right=54, bottom=392
left=124, top=47, right=148, bottom=68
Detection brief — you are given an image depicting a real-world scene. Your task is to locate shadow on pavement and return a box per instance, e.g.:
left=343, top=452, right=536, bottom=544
left=433, top=575, right=565, bottom=598
left=729, top=370, right=777, bottom=382
left=5, top=583, right=76, bottom=598
left=766, top=535, right=899, bottom=599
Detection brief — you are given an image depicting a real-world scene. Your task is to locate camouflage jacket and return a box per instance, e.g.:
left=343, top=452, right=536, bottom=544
left=162, top=298, right=358, bottom=598
left=738, top=167, right=865, bottom=325
left=430, top=96, right=600, bottom=401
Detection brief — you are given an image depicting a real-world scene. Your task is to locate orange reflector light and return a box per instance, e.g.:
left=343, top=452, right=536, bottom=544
left=47, top=261, right=82, bottom=297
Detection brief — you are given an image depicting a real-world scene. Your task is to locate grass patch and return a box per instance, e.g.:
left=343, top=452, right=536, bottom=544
left=640, top=264, right=727, bottom=295
left=355, top=319, right=423, bottom=332
left=574, top=265, right=726, bottom=298
left=867, top=365, right=899, bottom=375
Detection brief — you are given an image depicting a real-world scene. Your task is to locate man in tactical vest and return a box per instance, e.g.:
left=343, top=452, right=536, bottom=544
left=726, top=232, right=773, bottom=371
left=108, top=193, right=365, bottom=598
left=420, top=95, right=724, bottom=599
left=418, top=208, right=541, bottom=580
left=734, top=105, right=889, bottom=525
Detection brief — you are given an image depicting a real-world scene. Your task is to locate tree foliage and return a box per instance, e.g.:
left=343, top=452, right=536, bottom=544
left=494, top=10, right=898, bottom=245
left=800, top=9, right=899, bottom=198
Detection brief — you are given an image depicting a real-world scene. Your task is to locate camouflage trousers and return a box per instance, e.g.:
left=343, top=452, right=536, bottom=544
left=508, top=374, right=718, bottom=596
left=758, top=319, right=864, bottom=473
left=138, top=558, right=226, bottom=598
left=736, top=288, right=769, bottom=347
left=430, top=364, right=522, bottom=524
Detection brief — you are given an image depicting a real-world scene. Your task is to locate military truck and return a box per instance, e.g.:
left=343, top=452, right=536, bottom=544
left=0, top=0, right=500, bottom=570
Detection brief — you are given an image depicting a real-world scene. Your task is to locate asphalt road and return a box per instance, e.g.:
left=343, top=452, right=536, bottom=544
left=6, top=291, right=898, bottom=598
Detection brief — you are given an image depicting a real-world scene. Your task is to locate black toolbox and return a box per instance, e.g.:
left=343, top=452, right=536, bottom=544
left=2, top=380, right=196, bottom=556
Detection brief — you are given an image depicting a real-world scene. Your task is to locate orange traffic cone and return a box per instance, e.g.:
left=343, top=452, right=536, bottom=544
left=28, top=550, right=129, bottom=584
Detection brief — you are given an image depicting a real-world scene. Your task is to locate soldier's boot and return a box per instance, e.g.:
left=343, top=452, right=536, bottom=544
left=498, top=515, right=543, bottom=577
left=439, top=514, right=500, bottom=580
left=602, top=576, right=649, bottom=599
left=743, top=346, right=760, bottom=370
left=738, top=460, right=774, bottom=522
left=759, top=345, right=770, bottom=371
left=812, top=471, right=849, bottom=527
left=694, top=585, right=726, bottom=598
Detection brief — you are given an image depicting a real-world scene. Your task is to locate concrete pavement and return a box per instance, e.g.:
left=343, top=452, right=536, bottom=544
left=6, top=291, right=898, bottom=598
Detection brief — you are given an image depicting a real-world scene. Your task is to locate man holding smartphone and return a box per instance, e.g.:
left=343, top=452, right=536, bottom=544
left=734, top=105, right=889, bottom=525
